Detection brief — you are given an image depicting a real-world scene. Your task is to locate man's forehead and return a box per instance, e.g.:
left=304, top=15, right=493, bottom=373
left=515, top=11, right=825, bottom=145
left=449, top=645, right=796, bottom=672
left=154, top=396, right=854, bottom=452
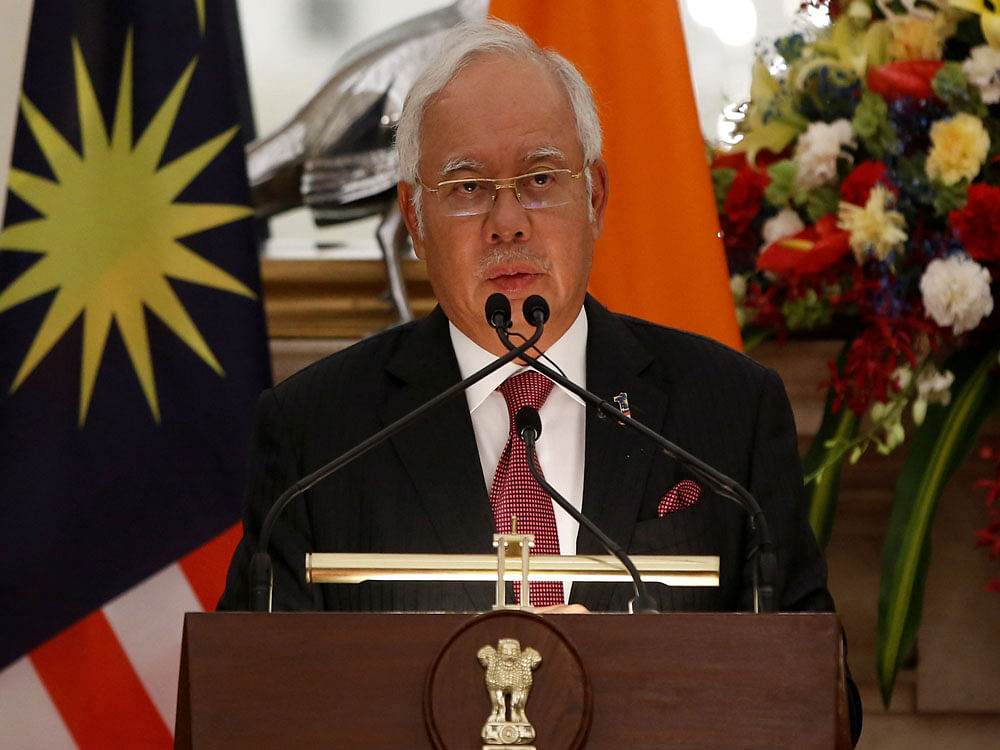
left=417, top=51, right=582, bottom=176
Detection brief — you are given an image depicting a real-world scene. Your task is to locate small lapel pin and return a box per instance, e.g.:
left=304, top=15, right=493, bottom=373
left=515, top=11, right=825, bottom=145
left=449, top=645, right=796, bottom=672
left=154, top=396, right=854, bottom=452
left=613, top=392, right=631, bottom=418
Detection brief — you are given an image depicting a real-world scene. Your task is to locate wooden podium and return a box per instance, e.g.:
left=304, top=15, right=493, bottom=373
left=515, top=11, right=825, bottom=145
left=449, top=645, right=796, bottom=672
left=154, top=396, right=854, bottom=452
left=175, top=610, right=850, bottom=749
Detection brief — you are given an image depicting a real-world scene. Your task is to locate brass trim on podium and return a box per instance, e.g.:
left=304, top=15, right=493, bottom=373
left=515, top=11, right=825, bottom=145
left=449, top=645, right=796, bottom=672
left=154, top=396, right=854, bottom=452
left=305, top=553, right=719, bottom=587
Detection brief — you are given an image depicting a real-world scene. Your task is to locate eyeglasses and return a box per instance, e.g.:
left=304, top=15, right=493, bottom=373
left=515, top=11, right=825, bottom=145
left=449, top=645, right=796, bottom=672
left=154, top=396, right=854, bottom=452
left=418, top=168, right=585, bottom=217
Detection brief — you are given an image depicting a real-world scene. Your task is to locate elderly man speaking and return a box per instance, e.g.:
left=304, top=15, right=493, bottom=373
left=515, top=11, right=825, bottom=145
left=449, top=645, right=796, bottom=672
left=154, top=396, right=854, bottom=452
left=221, top=17, right=842, bottom=640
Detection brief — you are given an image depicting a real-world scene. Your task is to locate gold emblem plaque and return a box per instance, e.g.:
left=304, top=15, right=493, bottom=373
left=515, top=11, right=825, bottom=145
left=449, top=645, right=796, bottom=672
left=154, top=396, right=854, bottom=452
left=477, top=638, right=541, bottom=747
left=424, top=610, right=592, bottom=750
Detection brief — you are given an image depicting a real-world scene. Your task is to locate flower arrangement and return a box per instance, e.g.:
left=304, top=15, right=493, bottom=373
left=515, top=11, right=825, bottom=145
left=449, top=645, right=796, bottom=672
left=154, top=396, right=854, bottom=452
left=711, top=0, right=1000, bottom=705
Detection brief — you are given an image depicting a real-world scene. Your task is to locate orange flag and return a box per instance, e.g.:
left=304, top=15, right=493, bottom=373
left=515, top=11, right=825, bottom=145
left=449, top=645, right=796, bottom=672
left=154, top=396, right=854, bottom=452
left=491, top=0, right=741, bottom=349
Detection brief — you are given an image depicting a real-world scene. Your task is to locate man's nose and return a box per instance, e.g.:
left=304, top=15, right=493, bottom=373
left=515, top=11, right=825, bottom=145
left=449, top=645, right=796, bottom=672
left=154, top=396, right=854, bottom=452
left=484, top=185, right=531, bottom=244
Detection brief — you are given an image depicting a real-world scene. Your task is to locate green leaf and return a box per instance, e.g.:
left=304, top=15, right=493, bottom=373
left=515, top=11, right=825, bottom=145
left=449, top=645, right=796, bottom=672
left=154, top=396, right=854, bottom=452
left=805, top=184, right=842, bottom=223
left=852, top=89, right=898, bottom=159
left=711, top=167, right=737, bottom=215
left=740, top=326, right=772, bottom=354
left=931, top=62, right=987, bottom=118
left=876, top=344, right=1000, bottom=706
left=931, top=178, right=968, bottom=217
left=781, top=288, right=833, bottom=331
left=801, top=345, right=860, bottom=550
left=735, top=60, right=808, bottom=165
left=764, top=160, right=799, bottom=208
left=775, top=33, right=807, bottom=64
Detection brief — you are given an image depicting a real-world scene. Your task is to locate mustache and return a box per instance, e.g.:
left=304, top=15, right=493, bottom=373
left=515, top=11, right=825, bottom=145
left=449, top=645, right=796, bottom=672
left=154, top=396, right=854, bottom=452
left=475, top=245, right=551, bottom=279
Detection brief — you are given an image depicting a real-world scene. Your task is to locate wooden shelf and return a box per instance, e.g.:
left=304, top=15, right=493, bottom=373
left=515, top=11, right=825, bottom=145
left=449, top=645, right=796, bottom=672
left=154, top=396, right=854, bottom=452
left=261, top=257, right=436, bottom=339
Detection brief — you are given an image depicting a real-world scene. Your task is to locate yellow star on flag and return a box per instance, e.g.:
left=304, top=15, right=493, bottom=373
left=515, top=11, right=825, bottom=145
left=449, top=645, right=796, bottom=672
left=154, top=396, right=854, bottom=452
left=0, top=31, right=256, bottom=426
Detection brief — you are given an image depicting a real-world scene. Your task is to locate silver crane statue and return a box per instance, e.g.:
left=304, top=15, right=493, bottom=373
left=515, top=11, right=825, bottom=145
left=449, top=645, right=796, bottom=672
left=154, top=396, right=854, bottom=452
left=246, top=0, right=490, bottom=325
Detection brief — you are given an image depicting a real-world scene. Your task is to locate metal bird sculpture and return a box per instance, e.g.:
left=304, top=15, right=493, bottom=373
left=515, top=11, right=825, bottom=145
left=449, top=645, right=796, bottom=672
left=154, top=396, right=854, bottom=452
left=246, top=0, right=489, bottom=323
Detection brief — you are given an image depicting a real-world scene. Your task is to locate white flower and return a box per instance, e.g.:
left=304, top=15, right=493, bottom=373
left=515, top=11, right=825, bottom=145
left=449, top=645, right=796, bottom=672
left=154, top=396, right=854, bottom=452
left=962, top=45, right=1000, bottom=105
left=731, top=273, right=750, bottom=327
left=794, top=119, right=856, bottom=190
left=760, top=208, right=806, bottom=250
left=919, top=255, right=994, bottom=335
left=916, top=365, right=954, bottom=404
left=911, top=363, right=955, bottom=425
left=730, top=273, right=747, bottom=301
left=890, top=365, right=913, bottom=391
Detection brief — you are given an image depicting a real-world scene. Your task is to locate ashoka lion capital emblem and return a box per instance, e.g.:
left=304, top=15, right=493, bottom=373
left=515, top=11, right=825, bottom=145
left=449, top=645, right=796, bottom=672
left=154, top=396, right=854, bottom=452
left=477, top=638, right=542, bottom=747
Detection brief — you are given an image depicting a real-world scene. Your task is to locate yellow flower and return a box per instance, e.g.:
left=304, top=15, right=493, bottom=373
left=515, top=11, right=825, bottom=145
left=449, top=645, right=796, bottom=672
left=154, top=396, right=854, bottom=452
left=950, top=1, right=1000, bottom=49
left=889, top=15, right=951, bottom=60
left=837, top=186, right=908, bottom=263
left=925, top=112, right=991, bottom=185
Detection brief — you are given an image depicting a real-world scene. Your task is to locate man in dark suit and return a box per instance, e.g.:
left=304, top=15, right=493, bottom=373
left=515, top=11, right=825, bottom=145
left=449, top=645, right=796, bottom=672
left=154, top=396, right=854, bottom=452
left=219, top=19, right=862, bottom=738
left=219, top=18, right=831, bottom=620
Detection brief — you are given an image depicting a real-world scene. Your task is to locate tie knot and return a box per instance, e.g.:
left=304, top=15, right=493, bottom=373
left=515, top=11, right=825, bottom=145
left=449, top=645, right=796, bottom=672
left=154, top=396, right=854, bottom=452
left=497, top=371, right=554, bottom=417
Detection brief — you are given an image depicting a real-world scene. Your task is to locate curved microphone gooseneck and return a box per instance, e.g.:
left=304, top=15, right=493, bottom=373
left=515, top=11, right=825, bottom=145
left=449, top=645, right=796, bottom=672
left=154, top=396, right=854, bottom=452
left=249, top=294, right=537, bottom=612
left=515, top=406, right=659, bottom=614
left=492, top=294, right=777, bottom=614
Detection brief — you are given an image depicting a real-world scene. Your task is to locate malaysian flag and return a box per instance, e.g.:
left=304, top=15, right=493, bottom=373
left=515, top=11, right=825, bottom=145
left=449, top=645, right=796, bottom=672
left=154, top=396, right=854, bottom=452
left=0, top=1, right=269, bottom=745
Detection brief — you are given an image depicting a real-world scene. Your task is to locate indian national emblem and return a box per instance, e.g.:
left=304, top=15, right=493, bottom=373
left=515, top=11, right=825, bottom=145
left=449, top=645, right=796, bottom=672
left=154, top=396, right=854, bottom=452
left=477, top=638, right=542, bottom=748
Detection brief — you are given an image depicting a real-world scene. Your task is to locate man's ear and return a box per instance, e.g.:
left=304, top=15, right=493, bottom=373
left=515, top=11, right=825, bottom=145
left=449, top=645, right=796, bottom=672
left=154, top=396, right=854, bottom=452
left=588, top=159, right=609, bottom=241
left=397, top=180, right=425, bottom=259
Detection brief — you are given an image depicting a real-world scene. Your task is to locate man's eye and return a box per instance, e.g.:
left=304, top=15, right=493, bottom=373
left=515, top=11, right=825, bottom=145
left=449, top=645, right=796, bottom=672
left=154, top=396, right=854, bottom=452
left=531, top=172, right=552, bottom=187
left=457, top=181, right=481, bottom=194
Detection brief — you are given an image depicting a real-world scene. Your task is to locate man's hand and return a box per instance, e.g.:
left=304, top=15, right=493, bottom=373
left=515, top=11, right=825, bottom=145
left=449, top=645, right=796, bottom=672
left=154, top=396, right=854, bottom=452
left=534, top=603, right=590, bottom=614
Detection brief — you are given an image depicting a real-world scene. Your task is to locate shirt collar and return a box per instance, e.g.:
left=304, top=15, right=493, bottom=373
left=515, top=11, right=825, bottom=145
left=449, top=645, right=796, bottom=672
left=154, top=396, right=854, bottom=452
left=449, top=305, right=588, bottom=413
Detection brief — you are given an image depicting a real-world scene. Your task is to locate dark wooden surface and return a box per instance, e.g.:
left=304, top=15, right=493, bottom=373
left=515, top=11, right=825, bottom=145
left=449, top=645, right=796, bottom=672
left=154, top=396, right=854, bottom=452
left=176, top=611, right=844, bottom=749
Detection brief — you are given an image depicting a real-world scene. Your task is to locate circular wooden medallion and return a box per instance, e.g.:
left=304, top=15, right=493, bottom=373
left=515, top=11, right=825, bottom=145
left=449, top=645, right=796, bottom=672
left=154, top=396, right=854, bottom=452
left=424, top=610, right=592, bottom=749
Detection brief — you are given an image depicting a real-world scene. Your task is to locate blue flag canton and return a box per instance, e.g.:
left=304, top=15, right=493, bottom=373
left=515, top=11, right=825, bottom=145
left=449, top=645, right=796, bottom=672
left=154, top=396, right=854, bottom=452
left=0, top=0, right=269, bottom=668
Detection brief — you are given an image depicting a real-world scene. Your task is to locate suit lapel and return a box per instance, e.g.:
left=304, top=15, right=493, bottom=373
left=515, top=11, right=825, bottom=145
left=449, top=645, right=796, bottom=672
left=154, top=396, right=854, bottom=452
left=576, top=297, right=670, bottom=611
left=380, top=307, right=495, bottom=610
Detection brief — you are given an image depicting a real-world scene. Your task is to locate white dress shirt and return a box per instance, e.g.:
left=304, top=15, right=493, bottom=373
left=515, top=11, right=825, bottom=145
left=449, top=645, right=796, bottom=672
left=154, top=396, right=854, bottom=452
left=449, top=307, right=588, bottom=602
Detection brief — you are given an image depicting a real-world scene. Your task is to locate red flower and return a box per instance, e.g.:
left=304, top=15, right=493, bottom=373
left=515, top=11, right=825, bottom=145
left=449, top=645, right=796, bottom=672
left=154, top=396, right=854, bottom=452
left=821, top=313, right=938, bottom=415
left=723, top=166, right=769, bottom=224
left=840, top=161, right=897, bottom=206
left=866, top=60, right=944, bottom=102
left=720, top=166, right=770, bottom=256
left=712, top=148, right=789, bottom=171
left=756, top=214, right=851, bottom=277
left=950, top=184, right=1000, bottom=263
left=974, top=441, right=1000, bottom=593
left=712, top=151, right=747, bottom=170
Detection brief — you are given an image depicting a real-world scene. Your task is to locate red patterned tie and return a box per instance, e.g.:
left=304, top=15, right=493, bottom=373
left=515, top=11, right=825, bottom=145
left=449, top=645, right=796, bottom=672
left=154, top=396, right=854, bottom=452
left=490, top=371, right=563, bottom=607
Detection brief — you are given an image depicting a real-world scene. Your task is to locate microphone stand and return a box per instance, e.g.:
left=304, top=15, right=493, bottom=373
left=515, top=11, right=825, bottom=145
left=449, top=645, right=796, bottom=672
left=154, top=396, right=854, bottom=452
left=516, top=407, right=659, bottom=613
left=249, top=312, right=545, bottom=612
left=495, top=301, right=777, bottom=613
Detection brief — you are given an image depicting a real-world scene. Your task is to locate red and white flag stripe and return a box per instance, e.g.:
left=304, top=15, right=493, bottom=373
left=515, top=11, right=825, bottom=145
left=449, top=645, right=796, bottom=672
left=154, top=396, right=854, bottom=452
left=0, top=525, right=241, bottom=749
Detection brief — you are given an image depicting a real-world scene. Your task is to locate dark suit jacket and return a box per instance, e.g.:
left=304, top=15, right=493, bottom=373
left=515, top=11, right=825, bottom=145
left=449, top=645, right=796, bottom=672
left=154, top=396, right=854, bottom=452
left=219, top=296, right=834, bottom=615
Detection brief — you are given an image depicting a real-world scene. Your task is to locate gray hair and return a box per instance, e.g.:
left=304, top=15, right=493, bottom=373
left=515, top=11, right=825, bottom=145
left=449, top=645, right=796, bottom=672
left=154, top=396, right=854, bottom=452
left=395, top=19, right=602, bottom=230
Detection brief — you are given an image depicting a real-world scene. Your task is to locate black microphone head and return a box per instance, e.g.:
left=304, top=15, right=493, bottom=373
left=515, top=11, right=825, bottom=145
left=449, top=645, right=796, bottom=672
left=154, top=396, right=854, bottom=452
left=515, top=405, right=542, bottom=442
left=485, top=293, right=512, bottom=330
left=522, top=295, right=549, bottom=326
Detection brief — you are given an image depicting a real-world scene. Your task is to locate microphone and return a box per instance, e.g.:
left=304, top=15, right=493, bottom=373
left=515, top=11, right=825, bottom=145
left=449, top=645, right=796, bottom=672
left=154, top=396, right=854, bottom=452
left=485, top=293, right=512, bottom=331
left=522, top=295, right=549, bottom=327
left=515, top=406, right=659, bottom=614
left=515, top=404, right=541, bottom=442
left=495, top=297, right=777, bottom=613
left=249, top=295, right=548, bottom=612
